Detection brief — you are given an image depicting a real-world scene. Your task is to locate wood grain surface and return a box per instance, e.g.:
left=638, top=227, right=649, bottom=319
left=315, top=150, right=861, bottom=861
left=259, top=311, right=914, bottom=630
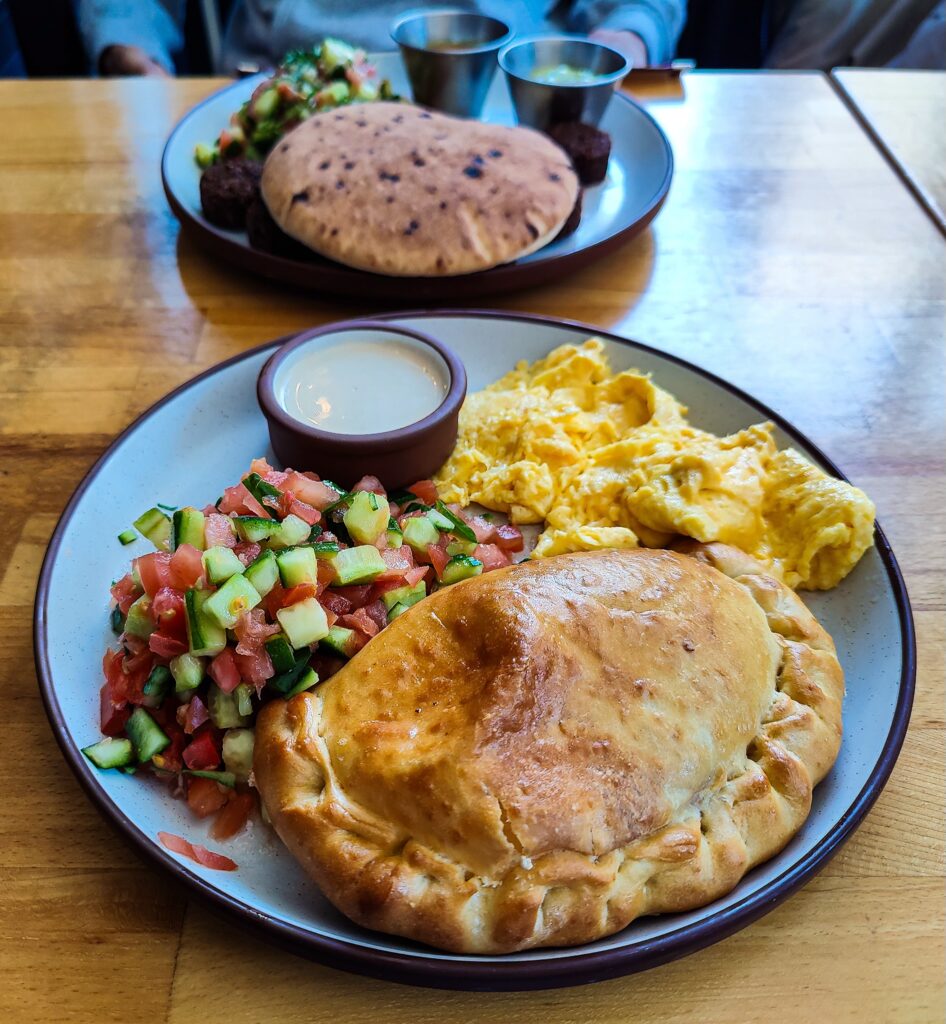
left=831, top=69, right=946, bottom=236
left=1, top=71, right=943, bottom=1024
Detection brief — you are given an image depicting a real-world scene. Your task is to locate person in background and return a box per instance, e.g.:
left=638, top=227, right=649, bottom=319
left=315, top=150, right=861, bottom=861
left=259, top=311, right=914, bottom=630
left=78, top=0, right=685, bottom=77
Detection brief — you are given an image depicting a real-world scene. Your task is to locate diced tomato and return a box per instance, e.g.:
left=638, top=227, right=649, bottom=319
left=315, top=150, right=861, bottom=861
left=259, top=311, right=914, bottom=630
left=177, top=695, right=209, bottom=735
left=376, top=545, right=414, bottom=581
left=152, top=587, right=186, bottom=637
left=205, top=513, right=237, bottom=548
left=404, top=566, right=429, bottom=588
left=249, top=457, right=276, bottom=477
left=211, top=791, right=255, bottom=841
left=351, top=475, right=386, bottom=497
left=186, top=776, right=230, bottom=818
left=168, top=544, right=203, bottom=590
left=208, top=648, right=241, bottom=694
left=287, top=499, right=320, bottom=525
left=234, top=648, right=274, bottom=690
left=233, top=609, right=279, bottom=655
left=233, top=542, right=262, bottom=567
left=362, top=600, right=387, bottom=632
left=277, top=80, right=303, bottom=103
left=262, top=470, right=289, bottom=489
left=218, top=483, right=267, bottom=518
left=427, top=543, right=450, bottom=580
left=495, top=523, right=524, bottom=552
left=468, top=515, right=498, bottom=544
left=100, top=682, right=130, bottom=736
left=475, top=543, right=513, bottom=572
left=182, top=730, right=221, bottom=771
left=320, top=591, right=352, bottom=617
left=110, top=573, right=142, bottom=615
left=370, top=577, right=410, bottom=599
left=158, top=832, right=237, bottom=871
left=122, top=647, right=153, bottom=704
left=102, top=648, right=128, bottom=701
left=316, top=558, right=335, bottom=588
left=337, top=605, right=381, bottom=638
left=331, top=584, right=372, bottom=607
left=152, top=722, right=187, bottom=774
left=261, top=580, right=286, bottom=619
left=407, top=480, right=439, bottom=505
left=135, top=552, right=172, bottom=597
left=281, top=582, right=319, bottom=607
left=149, top=631, right=188, bottom=658
left=283, top=471, right=339, bottom=510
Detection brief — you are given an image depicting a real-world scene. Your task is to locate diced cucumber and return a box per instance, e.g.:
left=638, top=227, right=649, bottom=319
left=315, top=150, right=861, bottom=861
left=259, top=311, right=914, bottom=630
left=143, top=664, right=172, bottom=701
left=185, top=589, right=227, bottom=657
left=434, top=500, right=477, bottom=543
left=311, top=541, right=340, bottom=555
left=426, top=508, right=454, bottom=532
left=276, top=546, right=318, bottom=587
left=110, top=607, right=125, bottom=634
left=208, top=683, right=251, bottom=729
left=270, top=514, right=310, bottom=549
left=118, top=529, right=137, bottom=546
left=320, top=625, right=358, bottom=659
left=402, top=516, right=440, bottom=557
left=343, top=490, right=388, bottom=545
left=222, top=728, right=254, bottom=782
left=446, top=538, right=478, bottom=556
left=251, top=86, right=279, bottom=120
left=386, top=517, right=403, bottom=549
left=283, top=667, right=319, bottom=699
left=244, top=548, right=278, bottom=597
left=133, top=507, right=171, bottom=551
left=321, top=37, right=357, bottom=71
left=202, top=545, right=245, bottom=584
left=186, top=769, right=236, bottom=787
left=269, top=651, right=312, bottom=694
left=387, top=601, right=411, bottom=620
left=242, top=472, right=281, bottom=517
left=126, top=707, right=170, bottom=763
left=124, top=594, right=154, bottom=639
left=172, top=507, right=205, bottom=550
left=441, top=554, right=483, bottom=585
left=276, top=597, right=329, bottom=648
left=234, top=516, right=281, bottom=543
left=265, top=633, right=297, bottom=673
left=170, top=652, right=205, bottom=693
left=381, top=580, right=426, bottom=613
left=328, top=545, right=386, bottom=585
left=203, top=574, right=262, bottom=629
left=82, top=737, right=134, bottom=770
left=194, top=141, right=217, bottom=168
left=234, top=683, right=254, bottom=718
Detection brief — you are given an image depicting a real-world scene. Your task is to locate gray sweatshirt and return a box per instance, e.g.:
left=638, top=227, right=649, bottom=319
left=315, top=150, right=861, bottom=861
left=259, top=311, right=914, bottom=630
left=77, top=0, right=686, bottom=73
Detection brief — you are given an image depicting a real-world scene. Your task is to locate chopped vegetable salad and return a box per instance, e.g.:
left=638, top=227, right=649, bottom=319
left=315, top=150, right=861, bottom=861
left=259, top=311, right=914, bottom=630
left=84, top=459, right=524, bottom=845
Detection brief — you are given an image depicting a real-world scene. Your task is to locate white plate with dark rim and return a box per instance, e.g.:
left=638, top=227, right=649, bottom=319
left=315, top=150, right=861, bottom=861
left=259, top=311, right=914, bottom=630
left=34, top=312, right=914, bottom=991
left=161, top=54, right=673, bottom=302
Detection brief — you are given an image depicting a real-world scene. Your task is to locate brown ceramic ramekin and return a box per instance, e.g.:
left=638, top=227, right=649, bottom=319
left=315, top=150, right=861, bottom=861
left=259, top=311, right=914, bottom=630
left=257, top=320, right=467, bottom=489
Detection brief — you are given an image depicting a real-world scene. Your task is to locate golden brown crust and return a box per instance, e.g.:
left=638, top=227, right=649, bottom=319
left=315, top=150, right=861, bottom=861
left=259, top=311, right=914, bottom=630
left=260, top=103, right=579, bottom=276
left=254, top=547, right=844, bottom=953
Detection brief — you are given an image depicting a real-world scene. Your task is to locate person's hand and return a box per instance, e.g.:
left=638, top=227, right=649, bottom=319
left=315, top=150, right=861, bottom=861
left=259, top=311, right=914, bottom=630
left=589, top=29, right=649, bottom=68
left=99, top=44, right=170, bottom=77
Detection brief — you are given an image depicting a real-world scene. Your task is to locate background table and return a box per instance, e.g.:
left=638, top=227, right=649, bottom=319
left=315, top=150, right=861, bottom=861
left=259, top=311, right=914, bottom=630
left=1, top=71, right=943, bottom=1024
left=831, top=69, right=946, bottom=237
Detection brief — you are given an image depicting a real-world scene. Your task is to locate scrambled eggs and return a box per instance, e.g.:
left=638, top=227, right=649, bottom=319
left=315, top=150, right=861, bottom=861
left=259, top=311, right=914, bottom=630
left=435, top=339, right=875, bottom=590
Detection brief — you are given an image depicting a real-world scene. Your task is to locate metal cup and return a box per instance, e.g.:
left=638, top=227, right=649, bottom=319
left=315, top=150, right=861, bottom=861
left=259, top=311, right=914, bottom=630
left=391, top=9, right=512, bottom=118
left=498, top=35, right=629, bottom=132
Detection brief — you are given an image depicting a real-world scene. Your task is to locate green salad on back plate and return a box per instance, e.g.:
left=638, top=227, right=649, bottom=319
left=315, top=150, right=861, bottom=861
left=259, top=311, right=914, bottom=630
left=195, top=38, right=398, bottom=168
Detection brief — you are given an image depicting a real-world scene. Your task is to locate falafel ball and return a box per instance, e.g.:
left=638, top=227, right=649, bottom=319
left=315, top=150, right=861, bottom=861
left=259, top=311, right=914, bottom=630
left=555, top=188, right=583, bottom=241
left=199, top=158, right=263, bottom=230
left=547, top=122, right=611, bottom=186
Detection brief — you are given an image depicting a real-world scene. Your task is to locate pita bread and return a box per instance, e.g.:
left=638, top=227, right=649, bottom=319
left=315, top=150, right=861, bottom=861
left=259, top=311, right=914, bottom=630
left=260, top=102, right=579, bottom=276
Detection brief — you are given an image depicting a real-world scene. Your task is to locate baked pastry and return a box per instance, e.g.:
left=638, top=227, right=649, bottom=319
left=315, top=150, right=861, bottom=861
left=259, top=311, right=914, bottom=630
left=259, top=102, right=579, bottom=275
left=254, top=546, right=844, bottom=953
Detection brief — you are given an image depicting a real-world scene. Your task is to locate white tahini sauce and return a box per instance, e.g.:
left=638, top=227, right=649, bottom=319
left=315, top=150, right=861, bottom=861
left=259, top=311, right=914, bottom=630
left=277, top=334, right=450, bottom=434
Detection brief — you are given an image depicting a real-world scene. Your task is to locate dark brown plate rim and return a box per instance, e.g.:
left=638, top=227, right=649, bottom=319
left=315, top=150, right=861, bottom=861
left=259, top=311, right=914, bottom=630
left=33, top=311, right=916, bottom=992
left=159, top=82, right=673, bottom=302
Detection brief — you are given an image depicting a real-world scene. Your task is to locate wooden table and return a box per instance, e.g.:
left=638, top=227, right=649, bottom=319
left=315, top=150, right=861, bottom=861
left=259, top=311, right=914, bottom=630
left=831, top=69, right=946, bottom=236
left=1, top=71, right=943, bottom=1024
